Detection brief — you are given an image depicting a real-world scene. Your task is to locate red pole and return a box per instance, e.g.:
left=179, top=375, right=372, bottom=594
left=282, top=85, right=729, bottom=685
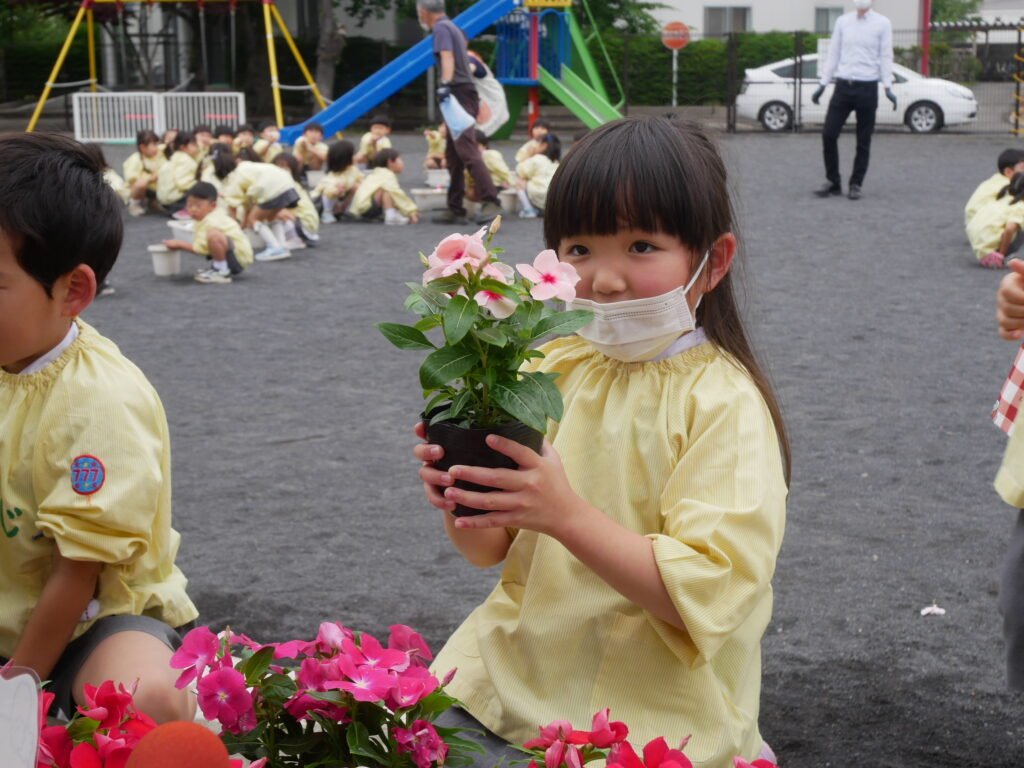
left=528, top=10, right=540, bottom=134
left=921, top=0, right=932, bottom=76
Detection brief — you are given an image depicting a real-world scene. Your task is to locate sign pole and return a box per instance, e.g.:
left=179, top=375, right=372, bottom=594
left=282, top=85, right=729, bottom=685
left=660, top=21, right=689, bottom=109
left=672, top=49, right=678, bottom=107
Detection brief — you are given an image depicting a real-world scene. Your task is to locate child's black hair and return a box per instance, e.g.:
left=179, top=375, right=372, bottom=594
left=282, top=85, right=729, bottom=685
left=193, top=123, right=212, bottom=136
left=213, top=124, right=236, bottom=138
left=369, top=114, right=392, bottom=129
left=172, top=131, right=196, bottom=152
left=257, top=120, right=277, bottom=134
left=475, top=129, right=490, bottom=147
left=539, top=133, right=561, bottom=162
left=327, top=140, right=355, bottom=173
left=82, top=143, right=110, bottom=170
left=187, top=181, right=219, bottom=202
left=372, top=148, right=401, bottom=169
left=999, top=149, right=1024, bottom=173
left=237, top=123, right=255, bottom=135
left=0, top=133, right=123, bottom=293
left=305, top=122, right=325, bottom=135
left=236, top=147, right=261, bottom=163
left=273, top=152, right=302, bottom=183
left=210, top=143, right=238, bottom=179
left=997, top=172, right=1024, bottom=203
left=135, top=129, right=159, bottom=148
left=532, top=119, right=551, bottom=132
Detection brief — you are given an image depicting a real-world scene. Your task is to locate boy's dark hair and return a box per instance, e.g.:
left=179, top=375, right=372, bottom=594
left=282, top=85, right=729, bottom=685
left=135, top=129, right=159, bottom=148
left=326, top=140, right=355, bottom=173
left=0, top=133, right=122, bottom=292
left=210, top=143, right=238, bottom=179
left=193, top=123, right=212, bottom=135
left=257, top=120, right=277, bottom=134
left=474, top=129, right=490, bottom=147
left=999, top=148, right=1024, bottom=173
left=187, top=181, right=219, bottom=202
left=82, top=142, right=110, bottom=170
left=533, top=119, right=551, bottom=132
left=236, top=146, right=261, bottom=163
left=273, top=152, right=302, bottom=182
left=237, top=123, right=255, bottom=134
left=997, top=171, right=1024, bottom=203
left=372, top=148, right=401, bottom=168
left=213, top=124, right=236, bottom=138
left=172, top=131, right=196, bottom=152
left=305, top=122, right=325, bottom=135
left=539, top=133, right=561, bottom=162
left=369, top=114, right=392, bottom=130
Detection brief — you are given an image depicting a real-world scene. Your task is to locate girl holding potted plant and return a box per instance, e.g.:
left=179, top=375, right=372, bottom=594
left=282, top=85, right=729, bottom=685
left=412, top=117, right=791, bottom=768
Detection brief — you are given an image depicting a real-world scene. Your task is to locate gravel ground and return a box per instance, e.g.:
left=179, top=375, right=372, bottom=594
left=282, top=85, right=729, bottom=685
left=88, top=130, right=1022, bottom=766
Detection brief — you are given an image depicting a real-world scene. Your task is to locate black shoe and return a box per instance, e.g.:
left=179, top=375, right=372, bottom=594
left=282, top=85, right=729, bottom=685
left=848, top=184, right=862, bottom=200
left=474, top=201, right=502, bottom=226
left=815, top=182, right=842, bottom=198
left=431, top=209, right=469, bottom=225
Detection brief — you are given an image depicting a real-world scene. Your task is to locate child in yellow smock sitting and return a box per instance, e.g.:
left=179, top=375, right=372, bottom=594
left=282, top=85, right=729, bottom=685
left=966, top=148, right=1024, bottom=228
left=294, top=122, right=329, bottom=173
left=415, top=116, right=788, bottom=768
left=156, top=131, right=201, bottom=215
left=163, top=181, right=254, bottom=285
left=424, top=124, right=447, bottom=169
left=0, top=132, right=199, bottom=723
left=514, top=132, right=560, bottom=218
left=968, top=173, right=1024, bottom=269
left=513, top=118, right=550, bottom=163
left=350, top=149, right=418, bottom=226
left=222, top=157, right=301, bottom=261
left=273, top=152, right=321, bottom=249
left=354, top=115, right=393, bottom=167
left=123, top=129, right=167, bottom=217
left=312, top=140, right=364, bottom=224
left=253, top=122, right=284, bottom=163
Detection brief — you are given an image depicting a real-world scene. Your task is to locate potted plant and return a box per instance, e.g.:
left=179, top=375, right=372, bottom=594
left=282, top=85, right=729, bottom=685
left=377, top=219, right=591, bottom=516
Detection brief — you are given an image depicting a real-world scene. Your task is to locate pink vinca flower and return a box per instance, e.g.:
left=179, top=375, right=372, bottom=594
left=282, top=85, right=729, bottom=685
left=568, top=708, right=629, bottom=748
left=342, top=634, right=409, bottom=672
left=170, top=625, right=221, bottom=689
left=642, top=737, right=693, bottom=768
left=196, top=667, right=253, bottom=731
left=388, top=624, right=433, bottom=667
left=68, top=741, right=102, bottom=768
left=315, top=621, right=352, bottom=656
left=386, top=665, right=439, bottom=710
left=327, top=655, right=396, bottom=703
left=517, top=250, right=580, bottom=302
left=474, top=262, right=518, bottom=319
left=77, top=680, right=135, bottom=731
left=394, top=720, right=449, bottom=768
left=423, top=231, right=489, bottom=284
left=38, top=724, right=72, bottom=767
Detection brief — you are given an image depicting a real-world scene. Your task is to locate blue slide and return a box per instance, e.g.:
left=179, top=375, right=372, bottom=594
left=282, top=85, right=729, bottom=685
left=280, top=0, right=519, bottom=144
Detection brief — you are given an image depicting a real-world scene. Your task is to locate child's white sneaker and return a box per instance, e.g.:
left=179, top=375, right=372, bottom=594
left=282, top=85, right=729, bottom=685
left=128, top=201, right=145, bottom=217
left=283, top=237, right=306, bottom=250
left=385, top=209, right=411, bottom=226
left=519, top=208, right=539, bottom=219
left=254, top=246, right=292, bottom=262
left=320, top=210, right=337, bottom=224
left=194, top=267, right=232, bottom=284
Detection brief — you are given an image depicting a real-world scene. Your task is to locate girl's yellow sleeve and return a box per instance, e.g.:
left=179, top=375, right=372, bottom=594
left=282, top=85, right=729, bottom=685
left=649, top=377, right=787, bottom=664
left=516, top=156, right=538, bottom=181
left=32, top=380, right=168, bottom=566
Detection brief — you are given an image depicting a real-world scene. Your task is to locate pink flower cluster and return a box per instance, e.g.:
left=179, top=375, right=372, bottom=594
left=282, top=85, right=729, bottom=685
left=171, top=622, right=446, bottom=737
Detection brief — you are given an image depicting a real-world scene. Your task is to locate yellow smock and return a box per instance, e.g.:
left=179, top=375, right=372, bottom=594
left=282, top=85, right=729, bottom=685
left=514, top=138, right=541, bottom=164
left=967, top=194, right=1024, bottom=260
left=432, top=336, right=787, bottom=768
left=222, top=161, right=295, bottom=211
left=294, top=138, right=329, bottom=167
left=122, top=151, right=166, bottom=191
left=350, top=167, right=417, bottom=218
left=425, top=130, right=446, bottom=157
left=292, top=183, right=320, bottom=235
left=254, top=139, right=283, bottom=163
left=965, top=173, right=1009, bottom=228
left=516, top=155, right=558, bottom=211
left=0, top=320, right=198, bottom=658
left=997, top=412, right=1024, bottom=507
left=104, top=169, right=129, bottom=204
left=193, top=208, right=254, bottom=268
left=156, top=150, right=199, bottom=206
left=312, top=167, right=363, bottom=201
left=467, top=149, right=514, bottom=195
left=358, top=132, right=392, bottom=163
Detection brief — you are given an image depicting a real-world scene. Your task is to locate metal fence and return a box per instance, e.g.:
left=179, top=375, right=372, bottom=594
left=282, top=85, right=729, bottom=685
left=72, top=91, right=245, bottom=143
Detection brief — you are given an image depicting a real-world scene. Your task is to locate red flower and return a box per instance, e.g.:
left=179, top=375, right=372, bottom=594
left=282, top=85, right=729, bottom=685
left=38, top=724, right=72, bottom=767
left=733, top=759, right=777, bottom=768
left=567, top=708, right=629, bottom=748
left=608, top=738, right=692, bottom=768
left=76, top=681, right=134, bottom=731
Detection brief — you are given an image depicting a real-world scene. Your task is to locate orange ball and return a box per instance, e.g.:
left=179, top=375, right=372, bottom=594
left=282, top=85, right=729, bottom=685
left=125, top=721, right=232, bottom=768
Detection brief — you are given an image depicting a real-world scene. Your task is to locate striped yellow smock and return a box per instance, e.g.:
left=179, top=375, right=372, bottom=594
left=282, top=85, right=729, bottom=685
left=432, top=336, right=787, bottom=768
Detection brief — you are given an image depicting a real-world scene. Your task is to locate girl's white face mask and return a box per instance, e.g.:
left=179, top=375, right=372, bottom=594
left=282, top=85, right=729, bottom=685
left=568, top=251, right=709, bottom=363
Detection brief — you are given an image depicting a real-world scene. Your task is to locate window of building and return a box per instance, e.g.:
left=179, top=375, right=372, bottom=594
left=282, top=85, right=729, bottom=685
left=815, top=7, right=844, bottom=34
left=704, top=7, right=751, bottom=37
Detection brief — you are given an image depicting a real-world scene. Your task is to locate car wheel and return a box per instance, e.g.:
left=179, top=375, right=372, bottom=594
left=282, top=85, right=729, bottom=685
left=905, top=101, right=944, bottom=133
left=759, top=101, right=793, bottom=132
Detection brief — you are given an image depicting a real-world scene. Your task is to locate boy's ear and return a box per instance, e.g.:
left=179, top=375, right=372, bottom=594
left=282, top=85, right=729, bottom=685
left=58, top=264, right=97, bottom=318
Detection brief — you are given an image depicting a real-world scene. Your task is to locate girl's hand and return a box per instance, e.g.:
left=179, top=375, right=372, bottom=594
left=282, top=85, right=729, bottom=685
left=998, top=259, right=1024, bottom=340
left=413, top=422, right=455, bottom=513
left=443, top=436, right=582, bottom=539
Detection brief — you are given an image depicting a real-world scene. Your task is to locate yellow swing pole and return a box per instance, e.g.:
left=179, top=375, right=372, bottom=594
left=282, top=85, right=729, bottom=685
left=263, top=0, right=285, bottom=128
left=270, top=2, right=327, bottom=110
left=87, top=8, right=98, bottom=92
left=27, top=0, right=91, bottom=132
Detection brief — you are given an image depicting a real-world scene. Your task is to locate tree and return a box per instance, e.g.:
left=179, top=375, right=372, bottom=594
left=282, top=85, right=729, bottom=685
left=931, top=0, right=983, bottom=22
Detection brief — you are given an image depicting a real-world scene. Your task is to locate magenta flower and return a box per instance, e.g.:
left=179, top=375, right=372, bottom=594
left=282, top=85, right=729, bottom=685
left=343, top=633, right=409, bottom=671
left=284, top=692, right=350, bottom=723
left=315, top=621, right=352, bottom=655
left=388, top=624, right=433, bottom=666
left=170, top=625, right=221, bottom=689
left=76, top=680, right=135, bottom=730
left=394, top=720, right=449, bottom=768
left=567, top=707, right=629, bottom=748
left=386, top=666, right=439, bottom=710
left=516, top=250, right=581, bottom=302
left=327, top=655, right=396, bottom=703
left=197, top=667, right=253, bottom=731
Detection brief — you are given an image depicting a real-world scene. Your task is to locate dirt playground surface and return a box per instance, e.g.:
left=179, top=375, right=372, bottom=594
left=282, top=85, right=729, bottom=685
left=90, top=130, right=1022, bottom=766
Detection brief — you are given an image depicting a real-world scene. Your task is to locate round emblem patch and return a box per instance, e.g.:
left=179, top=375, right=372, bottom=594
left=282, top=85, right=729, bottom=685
left=70, top=455, right=105, bottom=495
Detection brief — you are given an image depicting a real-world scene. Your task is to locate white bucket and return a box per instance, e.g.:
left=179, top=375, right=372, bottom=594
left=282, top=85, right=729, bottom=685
left=166, top=219, right=194, bottom=243
left=499, top=189, right=518, bottom=215
left=306, top=170, right=325, bottom=190
left=411, top=188, right=449, bottom=212
left=425, top=168, right=450, bottom=188
left=148, top=244, right=182, bottom=276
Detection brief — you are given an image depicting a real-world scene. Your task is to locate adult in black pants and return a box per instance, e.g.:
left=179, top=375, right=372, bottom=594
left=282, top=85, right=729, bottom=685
left=812, top=0, right=895, bottom=200
left=418, top=0, right=502, bottom=226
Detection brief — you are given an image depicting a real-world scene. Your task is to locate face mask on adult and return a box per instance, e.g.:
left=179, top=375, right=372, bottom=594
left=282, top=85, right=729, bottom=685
left=853, top=0, right=872, bottom=11
left=568, top=251, right=710, bottom=363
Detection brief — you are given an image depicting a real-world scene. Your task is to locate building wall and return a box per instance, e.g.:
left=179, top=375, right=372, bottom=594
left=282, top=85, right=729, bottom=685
left=275, top=0, right=402, bottom=43
left=649, top=1, right=923, bottom=35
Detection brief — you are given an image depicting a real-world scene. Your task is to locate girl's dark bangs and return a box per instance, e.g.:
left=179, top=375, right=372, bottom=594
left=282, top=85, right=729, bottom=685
left=544, top=118, right=716, bottom=250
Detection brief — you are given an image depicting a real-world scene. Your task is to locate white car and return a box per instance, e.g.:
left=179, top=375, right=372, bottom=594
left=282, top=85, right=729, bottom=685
left=736, top=54, right=978, bottom=133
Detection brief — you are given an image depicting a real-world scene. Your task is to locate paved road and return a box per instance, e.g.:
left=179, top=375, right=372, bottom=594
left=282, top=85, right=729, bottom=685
left=90, top=130, right=1023, bottom=765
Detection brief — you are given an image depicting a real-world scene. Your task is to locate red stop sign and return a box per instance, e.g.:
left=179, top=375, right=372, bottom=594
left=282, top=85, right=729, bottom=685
left=661, top=22, right=690, bottom=51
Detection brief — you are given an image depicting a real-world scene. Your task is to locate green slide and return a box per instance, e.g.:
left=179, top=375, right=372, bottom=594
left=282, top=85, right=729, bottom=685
left=538, top=65, right=622, bottom=130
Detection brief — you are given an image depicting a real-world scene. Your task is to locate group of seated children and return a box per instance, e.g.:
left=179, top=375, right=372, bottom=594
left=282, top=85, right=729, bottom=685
left=966, top=148, right=1024, bottom=268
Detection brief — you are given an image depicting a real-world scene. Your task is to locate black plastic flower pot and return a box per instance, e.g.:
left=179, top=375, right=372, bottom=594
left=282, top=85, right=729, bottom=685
left=423, top=412, right=544, bottom=517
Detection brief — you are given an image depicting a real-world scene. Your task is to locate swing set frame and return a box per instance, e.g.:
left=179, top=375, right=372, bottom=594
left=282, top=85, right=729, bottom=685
left=27, top=0, right=327, bottom=133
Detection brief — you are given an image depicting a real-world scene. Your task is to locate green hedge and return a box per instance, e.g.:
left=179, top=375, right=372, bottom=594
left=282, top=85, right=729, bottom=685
left=2, top=39, right=89, bottom=101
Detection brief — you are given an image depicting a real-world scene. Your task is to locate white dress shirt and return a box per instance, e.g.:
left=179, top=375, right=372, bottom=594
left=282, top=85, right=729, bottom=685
left=819, top=10, right=894, bottom=88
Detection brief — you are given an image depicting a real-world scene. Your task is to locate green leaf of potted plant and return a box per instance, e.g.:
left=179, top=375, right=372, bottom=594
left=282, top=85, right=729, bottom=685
left=377, top=218, right=591, bottom=515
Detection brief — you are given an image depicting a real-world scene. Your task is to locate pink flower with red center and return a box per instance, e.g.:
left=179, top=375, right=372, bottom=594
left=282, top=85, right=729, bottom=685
left=388, top=624, right=433, bottom=667
left=474, top=262, right=518, bottom=318
left=170, top=625, right=221, bottom=689
left=196, top=667, right=254, bottom=732
left=423, top=231, right=489, bottom=284
left=77, top=680, right=135, bottom=731
left=394, top=719, right=449, bottom=768
left=517, top=250, right=581, bottom=302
